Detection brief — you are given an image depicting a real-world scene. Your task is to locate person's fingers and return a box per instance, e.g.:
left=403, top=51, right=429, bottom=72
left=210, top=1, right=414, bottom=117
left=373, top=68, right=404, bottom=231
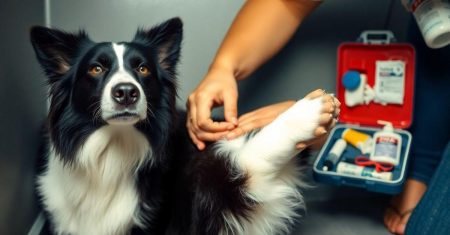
left=334, top=107, right=341, bottom=116
left=327, top=118, right=338, bottom=130
left=321, top=101, right=335, bottom=114
left=189, top=130, right=205, bottom=150
left=239, top=100, right=295, bottom=124
left=322, top=94, right=334, bottom=103
left=237, top=109, right=259, bottom=124
left=196, top=130, right=229, bottom=142
left=305, top=89, right=325, bottom=99
left=226, top=126, right=245, bottom=140
left=186, top=95, right=201, bottom=145
left=310, top=134, right=328, bottom=150
left=295, top=139, right=317, bottom=150
left=314, top=126, right=328, bottom=136
left=227, top=117, right=272, bottom=140
left=188, top=116, right=228, bottom=146
left=187, top=94, right=199, bottom=128
left=322, top=95, right=341, bottom=120
left=186, top=118, right=205, bottom=150
left=187, top=95, right=230, bottom=145
left=319, top=113, right=333, bottom=125
left=236, top=112, right=264, bottom=128
left=195, top=93, right=214, bottom=129
left=199, top=119, right=234, bottom=132
left=223, top=91, right=238, bottom=126
left=196, top=94, right=232, bottom=132
left=333, top=96, right=341, bottom=107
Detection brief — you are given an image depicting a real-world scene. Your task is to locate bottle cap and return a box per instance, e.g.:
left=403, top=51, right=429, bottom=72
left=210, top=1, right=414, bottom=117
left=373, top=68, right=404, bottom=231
left=342, top=70, right=361, bottom=90
left=378, top=120, right=394, bottom=132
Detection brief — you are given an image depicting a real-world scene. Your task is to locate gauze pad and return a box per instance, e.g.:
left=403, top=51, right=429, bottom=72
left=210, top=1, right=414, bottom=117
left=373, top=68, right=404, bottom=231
left=374, top=60, right=405, bottom=105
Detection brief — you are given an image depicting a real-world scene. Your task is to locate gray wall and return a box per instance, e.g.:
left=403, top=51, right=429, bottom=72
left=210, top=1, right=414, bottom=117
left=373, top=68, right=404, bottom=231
left=49, top=0, right=411, bottom=114
left=0, top=0, right=46, bottom=234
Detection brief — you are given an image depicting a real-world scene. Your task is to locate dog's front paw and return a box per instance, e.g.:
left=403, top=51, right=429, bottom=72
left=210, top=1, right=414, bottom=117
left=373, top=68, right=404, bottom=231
left=274, top=97, right=324, bottom=143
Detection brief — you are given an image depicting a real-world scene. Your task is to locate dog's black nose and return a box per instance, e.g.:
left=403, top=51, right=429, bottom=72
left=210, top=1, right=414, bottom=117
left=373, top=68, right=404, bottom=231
left=111, top=83, right=140, bottom=106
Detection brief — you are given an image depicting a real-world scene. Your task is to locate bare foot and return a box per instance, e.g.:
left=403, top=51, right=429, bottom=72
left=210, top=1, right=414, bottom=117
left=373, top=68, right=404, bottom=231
left=384, top=179, right=427, bottom=234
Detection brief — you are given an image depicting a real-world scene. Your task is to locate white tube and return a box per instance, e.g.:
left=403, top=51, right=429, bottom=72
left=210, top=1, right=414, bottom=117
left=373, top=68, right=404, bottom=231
left=322, top=139, right=347, bottom=171
left=336, top=162, right=393, bottom=181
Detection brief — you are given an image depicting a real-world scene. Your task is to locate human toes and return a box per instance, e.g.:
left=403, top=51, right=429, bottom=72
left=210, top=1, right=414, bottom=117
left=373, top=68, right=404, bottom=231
left=395, top=210, right=412, bottom=235
left=384, top=207, right=401, bottom=233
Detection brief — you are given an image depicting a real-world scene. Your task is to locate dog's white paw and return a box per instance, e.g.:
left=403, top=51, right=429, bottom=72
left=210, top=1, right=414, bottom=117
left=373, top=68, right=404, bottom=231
left=274, top=97, right=323, bottom=143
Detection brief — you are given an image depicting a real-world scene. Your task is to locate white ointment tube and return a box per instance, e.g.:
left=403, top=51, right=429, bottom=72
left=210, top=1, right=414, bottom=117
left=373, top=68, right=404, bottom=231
left=336, top=162, right=393, bottom=181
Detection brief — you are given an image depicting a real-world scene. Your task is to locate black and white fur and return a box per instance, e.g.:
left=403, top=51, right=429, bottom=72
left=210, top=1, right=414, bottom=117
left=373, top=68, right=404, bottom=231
left=31, top=18, right=324, bottom=235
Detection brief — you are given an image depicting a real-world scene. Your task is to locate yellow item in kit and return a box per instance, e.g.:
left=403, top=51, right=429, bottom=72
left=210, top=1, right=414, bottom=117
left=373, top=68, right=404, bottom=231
left=341, top=128, right=373, bottom=154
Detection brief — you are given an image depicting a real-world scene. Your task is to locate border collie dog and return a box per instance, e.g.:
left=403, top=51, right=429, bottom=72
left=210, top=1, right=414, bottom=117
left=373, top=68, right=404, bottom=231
left=31, top=18, right=324, bottom=235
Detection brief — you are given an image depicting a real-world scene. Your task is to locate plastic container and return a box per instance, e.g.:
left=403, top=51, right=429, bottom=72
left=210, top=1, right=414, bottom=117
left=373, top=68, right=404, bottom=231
left=402, top=0, right=450, bottom=48
left=313, top=31, right=415, bottom=195
left=370, top=121, right=402, bottom=166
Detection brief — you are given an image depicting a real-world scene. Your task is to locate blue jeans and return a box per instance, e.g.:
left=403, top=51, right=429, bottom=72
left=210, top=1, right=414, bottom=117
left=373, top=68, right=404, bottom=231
left=407, top=21, right=450, bottom=184
left=404, top=20, right=450, bottom=234
left=405, top=142, right=450, bottom=234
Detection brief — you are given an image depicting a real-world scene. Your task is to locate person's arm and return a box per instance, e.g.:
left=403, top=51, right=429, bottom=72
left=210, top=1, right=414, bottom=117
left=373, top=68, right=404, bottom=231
left=187, top=0, right=321, bottom=150
left=213, top=0, right=321, bottom=79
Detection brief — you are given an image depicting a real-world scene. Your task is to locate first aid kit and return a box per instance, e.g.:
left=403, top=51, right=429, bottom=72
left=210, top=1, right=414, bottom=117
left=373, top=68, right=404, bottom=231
left=313, top=31, right=415, bottom=195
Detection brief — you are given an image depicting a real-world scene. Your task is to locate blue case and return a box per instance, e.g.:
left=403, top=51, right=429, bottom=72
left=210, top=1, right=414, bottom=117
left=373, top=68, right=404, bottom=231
left=313, top=124, right=412, bottom=195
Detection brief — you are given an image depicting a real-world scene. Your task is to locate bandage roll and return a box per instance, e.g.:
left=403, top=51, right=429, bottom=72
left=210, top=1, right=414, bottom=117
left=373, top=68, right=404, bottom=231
left=322, top=138, right=347, bottom=171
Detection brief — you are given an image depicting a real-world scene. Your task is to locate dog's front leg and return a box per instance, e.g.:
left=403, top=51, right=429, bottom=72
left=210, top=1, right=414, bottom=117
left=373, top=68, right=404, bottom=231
left=237, top=97, right=324, bottom=176
left=212, top=97, right=325, bottom=235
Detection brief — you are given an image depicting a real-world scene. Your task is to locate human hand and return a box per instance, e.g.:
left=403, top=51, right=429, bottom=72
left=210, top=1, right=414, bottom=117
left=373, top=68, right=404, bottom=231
left=186, top=66, right=239, bottom=150
left=225, top=100, right=296, bottom=140
left=226, top=89, right=340, bottom=150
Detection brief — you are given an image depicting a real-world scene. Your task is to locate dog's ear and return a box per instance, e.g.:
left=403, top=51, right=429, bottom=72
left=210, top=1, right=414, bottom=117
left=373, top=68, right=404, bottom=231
left=133, top=17, right=183, bottom=72
left=30, top=26, right=90, bottom=79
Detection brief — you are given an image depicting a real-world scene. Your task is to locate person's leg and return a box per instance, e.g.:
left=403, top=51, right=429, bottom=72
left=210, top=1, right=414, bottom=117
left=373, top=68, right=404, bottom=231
left=405, top=142, right=450, bottom=234
left=384, top=179, right=427, bottom=234
left=383, top=19, right=450, bottom=234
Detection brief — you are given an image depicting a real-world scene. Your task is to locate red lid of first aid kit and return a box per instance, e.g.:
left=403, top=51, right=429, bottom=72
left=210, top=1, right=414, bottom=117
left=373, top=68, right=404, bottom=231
left=336, top=31, right=415, bottom=129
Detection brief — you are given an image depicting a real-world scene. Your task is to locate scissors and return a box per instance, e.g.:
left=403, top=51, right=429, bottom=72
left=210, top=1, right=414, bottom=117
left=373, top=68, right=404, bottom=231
left=354, top=156, right=394, bottom=172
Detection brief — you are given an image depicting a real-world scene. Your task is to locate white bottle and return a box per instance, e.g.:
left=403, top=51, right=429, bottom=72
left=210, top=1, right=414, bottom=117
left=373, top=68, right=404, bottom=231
left=370, top=120, right=402, bottom=166
left=402, top=0, right=450, bottom=48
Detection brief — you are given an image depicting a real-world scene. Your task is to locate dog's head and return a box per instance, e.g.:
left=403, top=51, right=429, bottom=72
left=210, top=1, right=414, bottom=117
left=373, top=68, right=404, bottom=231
left=30, top=18, right=182, bottom=127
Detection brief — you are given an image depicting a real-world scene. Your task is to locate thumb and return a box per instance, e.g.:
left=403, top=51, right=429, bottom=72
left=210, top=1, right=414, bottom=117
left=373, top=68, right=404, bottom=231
left=223, top=92, right=238, bottom=126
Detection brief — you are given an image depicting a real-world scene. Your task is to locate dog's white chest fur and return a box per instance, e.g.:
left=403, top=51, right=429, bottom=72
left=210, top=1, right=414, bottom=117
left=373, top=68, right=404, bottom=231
left=38, top=126, right=151, bottom=235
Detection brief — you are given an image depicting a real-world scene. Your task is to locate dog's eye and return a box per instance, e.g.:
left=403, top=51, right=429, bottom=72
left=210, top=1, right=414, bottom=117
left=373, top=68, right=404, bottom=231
left=136, top=66, right=150, bottom=76
left=88, top=65, right=104, bottom=76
